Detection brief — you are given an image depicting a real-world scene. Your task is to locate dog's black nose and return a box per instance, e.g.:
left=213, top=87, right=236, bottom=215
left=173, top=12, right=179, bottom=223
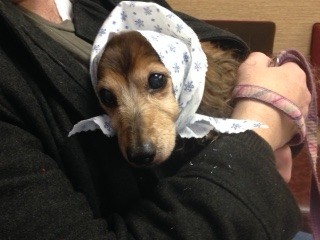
left=127, top=142, right=156, bottom=166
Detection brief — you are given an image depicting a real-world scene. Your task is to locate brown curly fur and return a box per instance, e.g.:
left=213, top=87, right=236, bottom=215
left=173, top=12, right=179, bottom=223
left=97, top=31, right=241, bottom=166
left=198, top=42, right=240, bottom=118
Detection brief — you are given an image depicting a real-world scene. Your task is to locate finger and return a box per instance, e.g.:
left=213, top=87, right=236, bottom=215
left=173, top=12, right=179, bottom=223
left=243, top=52, right=271, bottom=67
left=278, top=62, right=306, bottom=78
left=274, top=145, right=293, bottom=183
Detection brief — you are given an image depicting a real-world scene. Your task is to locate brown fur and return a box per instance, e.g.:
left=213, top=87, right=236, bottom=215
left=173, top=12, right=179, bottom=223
left=97, top=31, right=241, bottom=166
left=199, top=42, right=240, bottom=118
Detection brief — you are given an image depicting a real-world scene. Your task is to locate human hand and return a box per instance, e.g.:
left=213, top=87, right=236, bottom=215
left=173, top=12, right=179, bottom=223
left=231, top=52, right=310, bottom=181
left=232, top=52, right=310, bottom=150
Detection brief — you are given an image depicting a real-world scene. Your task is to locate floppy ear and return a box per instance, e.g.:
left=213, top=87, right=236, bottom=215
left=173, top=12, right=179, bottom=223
left=198, top=42, right=240, bottom=118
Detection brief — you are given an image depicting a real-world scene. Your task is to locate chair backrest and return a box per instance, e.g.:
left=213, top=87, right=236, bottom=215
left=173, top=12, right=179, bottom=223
left=204, top=20, right=275, bottom=56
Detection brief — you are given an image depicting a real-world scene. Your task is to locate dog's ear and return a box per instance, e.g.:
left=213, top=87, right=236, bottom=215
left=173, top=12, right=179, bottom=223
left=198, top=42, right=240, bottom=118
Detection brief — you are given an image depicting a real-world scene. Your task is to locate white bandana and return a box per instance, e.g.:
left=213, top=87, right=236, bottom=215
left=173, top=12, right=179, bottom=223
left=68, top=1, right=267, bottom=138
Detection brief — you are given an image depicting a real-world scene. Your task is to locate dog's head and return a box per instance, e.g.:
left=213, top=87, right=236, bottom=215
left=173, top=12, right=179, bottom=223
left=97, top=31, right=179, bottom=167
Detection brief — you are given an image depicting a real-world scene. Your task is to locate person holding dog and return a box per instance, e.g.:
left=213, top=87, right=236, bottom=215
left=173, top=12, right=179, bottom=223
left=0, top=0, right=311, bottom=239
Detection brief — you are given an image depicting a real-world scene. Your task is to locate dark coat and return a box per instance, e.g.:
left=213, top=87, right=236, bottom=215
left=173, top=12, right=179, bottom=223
left=0, top=0, right=300, bottom=239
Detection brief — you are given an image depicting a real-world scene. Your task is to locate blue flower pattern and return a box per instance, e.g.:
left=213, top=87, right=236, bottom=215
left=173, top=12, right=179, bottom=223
left=143, top=7, right=152, bottom=15
left=120, top=11, right=128, bottom=21
left=194, top=62, right=202, bottom=71
left=92, top=44, right=101, bottom=53
left=253, top=122, right=262, bottom=128
left=134, top=19, right=144, bottom=28
left=98, top=28, right=106, bottom=36
left=176, top=24, right=183, bottom=33
left=231, top=123, right=241, bottom=130
left=154, top=25, right=162, bottom=32
left=173, top=63, right=180, bottom=73
left=104, top=121, right=113, bottom=132
left=183, top=52, right=189, bottom=63
left=184, top=81, right=194, bottom=92
left=168, top=44, right=176, bottom=52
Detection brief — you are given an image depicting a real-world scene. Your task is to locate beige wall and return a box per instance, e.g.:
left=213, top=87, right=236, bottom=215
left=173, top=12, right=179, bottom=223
left=167, top=0, right=320, bottom=56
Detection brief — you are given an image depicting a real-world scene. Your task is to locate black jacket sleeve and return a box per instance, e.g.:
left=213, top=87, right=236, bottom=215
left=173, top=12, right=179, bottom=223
left=0, top=64, right=301, bottom=239
left=122, top=132, right=301, bottom=240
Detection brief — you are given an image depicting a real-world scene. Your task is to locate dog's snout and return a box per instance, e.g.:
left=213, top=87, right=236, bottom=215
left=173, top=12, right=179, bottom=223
left=127, top=142, right=156, bottom=166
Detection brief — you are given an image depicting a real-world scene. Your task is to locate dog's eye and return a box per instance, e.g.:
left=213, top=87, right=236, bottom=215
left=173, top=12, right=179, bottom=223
left=148, top=73, right=167, bottom=90
left=99, top=89, right=118, bottom=108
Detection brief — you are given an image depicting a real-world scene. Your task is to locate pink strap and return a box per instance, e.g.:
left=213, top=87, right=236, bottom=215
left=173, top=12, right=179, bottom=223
left=232, top=84, right=306, bottom=146
left=232, top=50, right=320, bottom=240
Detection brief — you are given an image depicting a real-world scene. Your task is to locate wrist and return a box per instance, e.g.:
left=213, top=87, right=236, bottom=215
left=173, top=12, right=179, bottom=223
left=231, top=99, right=297, bottom=150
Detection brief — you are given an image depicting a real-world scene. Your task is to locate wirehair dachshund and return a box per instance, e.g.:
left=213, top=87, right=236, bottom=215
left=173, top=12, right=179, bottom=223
left=96, top=31, right=241, bottom=167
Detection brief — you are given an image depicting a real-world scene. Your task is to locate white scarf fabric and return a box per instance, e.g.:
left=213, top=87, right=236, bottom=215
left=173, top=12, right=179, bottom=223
left=54, top=0, right=73, bottom=21
left=68, top=1, right=266, bottom=138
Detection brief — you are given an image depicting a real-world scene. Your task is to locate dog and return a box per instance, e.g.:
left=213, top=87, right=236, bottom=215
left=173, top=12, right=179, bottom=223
left=95, top=31, right=241, bottom=167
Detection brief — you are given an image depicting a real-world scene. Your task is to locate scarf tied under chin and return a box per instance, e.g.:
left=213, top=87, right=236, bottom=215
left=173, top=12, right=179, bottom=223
left=68, top=1, right=266, bottom=138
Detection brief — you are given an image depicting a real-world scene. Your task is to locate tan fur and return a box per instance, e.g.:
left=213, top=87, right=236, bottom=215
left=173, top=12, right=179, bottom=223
left=97, top=31, right=240, bottom=166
